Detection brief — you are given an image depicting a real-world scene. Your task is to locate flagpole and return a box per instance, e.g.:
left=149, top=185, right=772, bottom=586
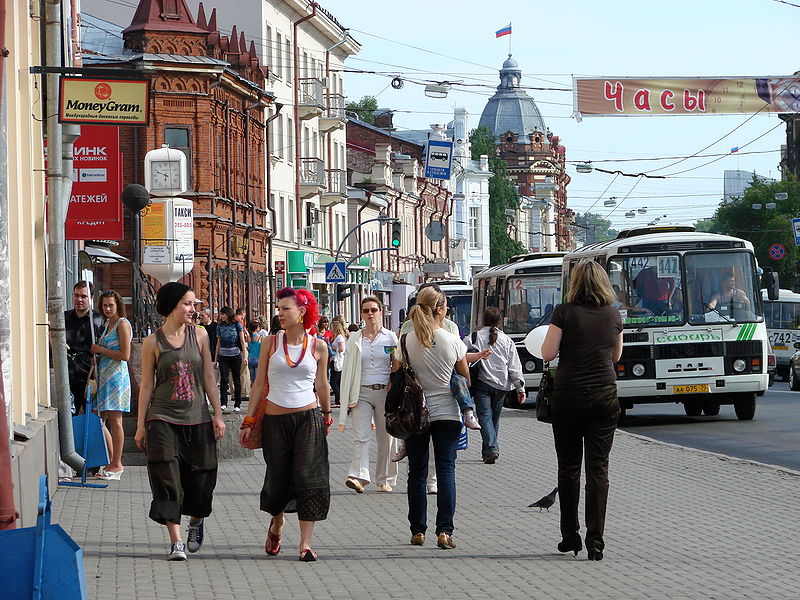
left=508, top=22, right=512, bottom=55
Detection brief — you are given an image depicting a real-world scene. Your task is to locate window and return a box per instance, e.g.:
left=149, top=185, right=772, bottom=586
left=287, top=196, right=295, bottom=242
left=264, top=25, right=273, bottom=73
left=164, top=127, right=191, bottom=184
left=468, top=206, right=480, bottom=249
left=684, top=251, right=761, bottom=325
left=285, top=38, right=292, bottom=83
left=270, top=193, right=278, bottom=238
left=274, top=32, right=282, bottom=78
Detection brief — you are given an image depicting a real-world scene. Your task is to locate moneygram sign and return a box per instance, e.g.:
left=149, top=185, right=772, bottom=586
left=59, top=77, right=150, bottom=125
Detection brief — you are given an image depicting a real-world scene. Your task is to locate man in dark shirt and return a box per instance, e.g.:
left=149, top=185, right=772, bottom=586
left=198, top=308, right=218, bottom=356
left=64, top=281, right=104, bottom=414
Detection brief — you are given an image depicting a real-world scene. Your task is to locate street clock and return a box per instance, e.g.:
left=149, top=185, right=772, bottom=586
left=144, top=145, right=187, bottom=197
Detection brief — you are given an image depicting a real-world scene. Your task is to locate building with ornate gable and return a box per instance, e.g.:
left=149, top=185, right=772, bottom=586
left=479, top=54, right=573, bottom=251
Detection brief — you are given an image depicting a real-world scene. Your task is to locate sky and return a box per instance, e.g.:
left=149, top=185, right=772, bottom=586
left=321, top=0, right=799, bottom=230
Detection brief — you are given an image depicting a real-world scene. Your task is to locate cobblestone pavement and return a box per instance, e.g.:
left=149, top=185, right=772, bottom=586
left=53, top=409, right=800, bottom=599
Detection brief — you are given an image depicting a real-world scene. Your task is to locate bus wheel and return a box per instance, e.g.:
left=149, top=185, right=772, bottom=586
left=733, top=394, right=756, bottom=421
left=683, top=398, right=703, bottom=417
left=702, top=400, right=720, bottom=416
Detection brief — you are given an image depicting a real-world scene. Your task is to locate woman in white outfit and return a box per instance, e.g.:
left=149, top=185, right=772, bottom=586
left=338, top=296, right=400, bottom=493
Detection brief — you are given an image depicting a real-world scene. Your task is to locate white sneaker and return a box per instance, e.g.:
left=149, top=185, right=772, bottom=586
left=463, top=411, right=481, bottom=430
left=234, top=407, right=241, bottom=413
left=167, top=541, right=187, bottom=561
left=427, top=483, right=438, bottom=495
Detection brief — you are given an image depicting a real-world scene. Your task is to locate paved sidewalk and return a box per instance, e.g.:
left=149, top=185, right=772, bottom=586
left=53, top=409, right=800, bottom=599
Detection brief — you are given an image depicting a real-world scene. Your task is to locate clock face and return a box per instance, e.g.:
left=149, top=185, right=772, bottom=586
left=150, top=160, right=181, bottom=190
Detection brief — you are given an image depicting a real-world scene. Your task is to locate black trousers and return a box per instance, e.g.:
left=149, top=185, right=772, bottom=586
left=218, top=353, right=242, bottom=408
left=145, top=420, right=218, bottom=525
left=329, top=368, right=342, bottom=405
left=551, top=383, right=619, bottom=552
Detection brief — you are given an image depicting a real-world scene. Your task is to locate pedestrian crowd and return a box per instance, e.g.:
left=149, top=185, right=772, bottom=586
left=63, top=259, right=623, bottom=563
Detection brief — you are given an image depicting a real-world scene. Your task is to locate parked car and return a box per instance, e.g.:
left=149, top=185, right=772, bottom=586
left=789, top=342, right=800, bottom=390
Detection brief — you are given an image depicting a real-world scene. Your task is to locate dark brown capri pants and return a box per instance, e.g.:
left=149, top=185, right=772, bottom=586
left=146, top=420, right=218, bottom=525
left=551, top=384, right=619, bottom=553
left=260, top=408, right=330, bottom=521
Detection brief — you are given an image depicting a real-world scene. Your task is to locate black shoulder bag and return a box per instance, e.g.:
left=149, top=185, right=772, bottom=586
left=385, top=334, right=430, bottom=440
left=536, top=361, right=554, bottom=423
left=467, top=331, right=482, bottom=392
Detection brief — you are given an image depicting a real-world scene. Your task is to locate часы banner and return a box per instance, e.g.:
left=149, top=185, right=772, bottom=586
left=573, top=76, right=800, bottom=118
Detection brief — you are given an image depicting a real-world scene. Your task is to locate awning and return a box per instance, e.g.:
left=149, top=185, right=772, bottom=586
left=83, top=245, right=129, bottom=264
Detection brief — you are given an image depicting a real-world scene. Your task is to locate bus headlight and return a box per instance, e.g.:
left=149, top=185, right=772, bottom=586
left=632, top=363, right=646, bottom=377
left=524, top=360, right=536, bottom=372
left=733, top=358, right=747, bottom=372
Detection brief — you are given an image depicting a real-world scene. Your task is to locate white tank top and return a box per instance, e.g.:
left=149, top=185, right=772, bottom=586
left=267, top=331, right=318, bottom=409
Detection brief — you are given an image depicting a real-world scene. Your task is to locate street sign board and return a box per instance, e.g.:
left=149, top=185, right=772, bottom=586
left=424, top=139, right=454, bottom=179
left=425, top=221, right=445, bottom=242
left=275, top=260, right=285, bottom=274
left=325, top=261, right=347, bottom=283
left=792, top=218, right=800, bottom=246
left=769, top=243, right=786, bottom=261
left=422, top=262, right=450, bottom=274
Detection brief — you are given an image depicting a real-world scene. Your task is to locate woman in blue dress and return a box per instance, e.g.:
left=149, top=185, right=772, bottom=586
left=91, top=290, right=132, bottom=480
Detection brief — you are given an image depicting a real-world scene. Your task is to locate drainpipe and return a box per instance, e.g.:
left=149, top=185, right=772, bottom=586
left=325, top=29, right=349, bottom=257
left=293, top=2, right=318, bottom=241
left=264, top=103, right=283, bottom=315
left=0, top=0, right=18, bottom=530
left=45, top=0, right=83, bottom=472
left=443, top=188, right=453, bottom=264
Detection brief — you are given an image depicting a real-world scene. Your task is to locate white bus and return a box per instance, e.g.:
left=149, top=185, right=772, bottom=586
left=563, top=225, right=776, bottom=421
left=762, top=288, right=800, bottom=380
left=471, top=253, right=566, bottom=393
left=406, top=280, right=473, bottom=338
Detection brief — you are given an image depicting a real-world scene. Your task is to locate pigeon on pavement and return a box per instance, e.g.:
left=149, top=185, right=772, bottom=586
left=528, top=487, right=558, bottom=511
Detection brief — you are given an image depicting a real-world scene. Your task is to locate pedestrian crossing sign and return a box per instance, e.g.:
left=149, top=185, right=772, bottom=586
left=325, top=261, right=347, bottom=283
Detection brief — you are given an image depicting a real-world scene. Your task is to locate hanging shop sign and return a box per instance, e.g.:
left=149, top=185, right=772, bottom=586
left=573, top=76, right=800, bottom=119
left=59, top=77, right=150, bottom=126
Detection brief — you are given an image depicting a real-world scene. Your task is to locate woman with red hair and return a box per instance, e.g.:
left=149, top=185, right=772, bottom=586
left=240, top=287, right=332, bottom=561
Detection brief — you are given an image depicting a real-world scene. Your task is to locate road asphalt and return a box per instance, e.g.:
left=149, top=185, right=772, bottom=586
left=52, top=408, right=800, bottom=599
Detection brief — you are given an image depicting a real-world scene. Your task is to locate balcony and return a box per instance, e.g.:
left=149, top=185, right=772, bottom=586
left=320, top=168, right=347, bottom=207
left=299, top=157, right=325, bottom=199
left=297, top=78, right=325, bottom=120
left=319, top=93, right=346, bottom=132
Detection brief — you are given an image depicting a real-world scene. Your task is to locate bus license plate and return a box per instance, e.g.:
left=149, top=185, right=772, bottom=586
left=673, top=384, right=709, bottom=394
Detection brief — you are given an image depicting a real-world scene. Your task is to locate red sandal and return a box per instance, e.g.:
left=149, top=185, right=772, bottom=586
left=265, top=517, right=282, bottom=556
left=299, top=548, right=318, bottom=562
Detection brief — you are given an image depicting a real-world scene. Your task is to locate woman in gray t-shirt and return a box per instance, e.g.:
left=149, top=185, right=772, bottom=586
left=397, top=286, right=469, bottom=550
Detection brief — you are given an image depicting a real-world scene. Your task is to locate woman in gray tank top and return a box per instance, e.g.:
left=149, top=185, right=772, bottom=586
left=135, top=282, right=226, bottom=561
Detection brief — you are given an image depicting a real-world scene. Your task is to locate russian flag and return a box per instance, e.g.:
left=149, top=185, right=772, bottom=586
left=495, top=24, right=512, bottom=38
left=730, top=146, right=739, bottom=153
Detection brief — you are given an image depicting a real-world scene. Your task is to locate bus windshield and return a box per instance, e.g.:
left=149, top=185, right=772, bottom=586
left=764, top=299, right=800, bottom=329
left=684, top=251, right=761, bottom=324
left=447, top=293, right=472, bottom=338
left=504, top=275, right=561, bottom=334
left=609, top=251, right=761, bottom=328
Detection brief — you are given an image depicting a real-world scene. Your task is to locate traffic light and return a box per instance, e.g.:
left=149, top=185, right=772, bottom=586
left=336, top=284, right=353, bottom=303
left=391, top=221, right=401, bottom=248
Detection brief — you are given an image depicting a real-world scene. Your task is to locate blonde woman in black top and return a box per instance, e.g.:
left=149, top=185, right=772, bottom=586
left=541, top=260, right=623, bottom=561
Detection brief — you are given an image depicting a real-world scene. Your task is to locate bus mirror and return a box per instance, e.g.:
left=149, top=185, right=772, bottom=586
left=794, top=341, right=800, bottom=350
left=763, top=270, right=779, bottom=301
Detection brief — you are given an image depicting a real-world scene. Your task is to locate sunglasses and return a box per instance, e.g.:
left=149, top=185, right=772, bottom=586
left=361, top=307, right=380, bottom=314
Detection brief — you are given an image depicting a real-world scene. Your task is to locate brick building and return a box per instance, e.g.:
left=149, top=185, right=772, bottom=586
left=345, top=117, right=452, bottom=322
left=84, top=0, right=274, bottom=327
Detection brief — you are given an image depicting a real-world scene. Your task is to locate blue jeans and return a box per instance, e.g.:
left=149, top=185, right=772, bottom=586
left=473, top=380, right=506, bottom=458
left=405, top=419, right=462, bottom=536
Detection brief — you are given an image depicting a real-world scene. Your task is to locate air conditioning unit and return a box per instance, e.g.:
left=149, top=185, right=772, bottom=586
left=302, top=225, right=315, bottom=244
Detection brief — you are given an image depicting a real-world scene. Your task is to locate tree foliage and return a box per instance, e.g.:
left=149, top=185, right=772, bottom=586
left=703, top=176, right=800, bottom=287
left=345, top=95, right=378, bottom=124
left=573, top=212, right=618, bottom=244
left=469, top=126, right=524, bottom=265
